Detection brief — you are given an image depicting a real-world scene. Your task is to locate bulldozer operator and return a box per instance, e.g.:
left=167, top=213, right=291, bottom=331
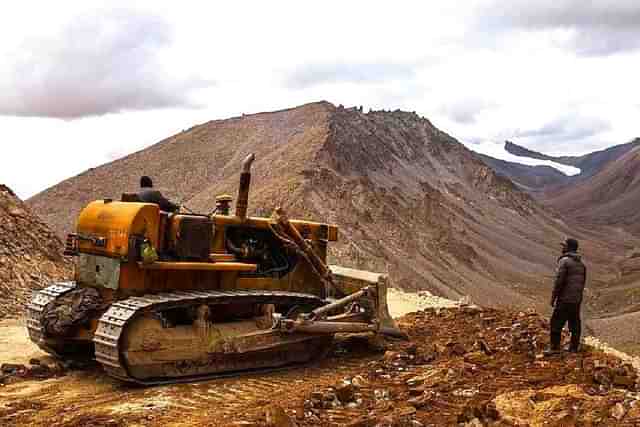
left=138, top=176, right=179, bottom=212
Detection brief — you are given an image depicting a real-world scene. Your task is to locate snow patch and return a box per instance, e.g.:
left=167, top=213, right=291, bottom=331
left=469, top=141, right=581, bottom=176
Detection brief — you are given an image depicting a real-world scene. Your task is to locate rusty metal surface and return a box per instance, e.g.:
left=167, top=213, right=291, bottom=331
left=93, top=289, right=328, bottom=385
left=176, top=216, right=212, bottom=260
left=77, top=254, right=121, bottom=289
left=330, top=265, right=403, bottom=338
left=281, top=319, right=378, bottom=334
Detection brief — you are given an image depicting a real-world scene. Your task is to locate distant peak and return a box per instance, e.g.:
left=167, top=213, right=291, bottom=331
left=504, top=141, right=550, bottom=162
left=504, top=141, right=519, bottom=149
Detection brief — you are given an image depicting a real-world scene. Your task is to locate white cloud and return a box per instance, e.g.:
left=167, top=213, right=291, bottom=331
left=474, top=0, right=640, bottom=56
left=285, top=62, right=417, bottom=89
left=511, top=115, right=611, bottom=150
left=0, top=9, right=212, bottom=119
left=0, top=1, right=639, bottom=198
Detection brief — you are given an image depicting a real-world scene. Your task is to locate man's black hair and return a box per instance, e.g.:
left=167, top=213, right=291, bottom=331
left=140, top=176, right=153, bottom=188
left=565, top=238, right=579, bottom=252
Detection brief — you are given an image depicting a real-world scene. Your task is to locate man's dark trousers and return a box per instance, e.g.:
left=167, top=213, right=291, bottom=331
left=550, top=302, right=581, bottom=350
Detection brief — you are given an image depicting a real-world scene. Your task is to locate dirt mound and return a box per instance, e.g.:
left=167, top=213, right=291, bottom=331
left=0, top=185, right=71, bottom=319
left=285, top=306, right=640, bottom=426
left=2, top=305, right=638, bottom=426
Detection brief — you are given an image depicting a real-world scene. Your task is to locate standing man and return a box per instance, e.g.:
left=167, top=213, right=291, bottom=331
left=138, top=176, right=179, bottom=212
left=546, top=238, right=587, bottom=354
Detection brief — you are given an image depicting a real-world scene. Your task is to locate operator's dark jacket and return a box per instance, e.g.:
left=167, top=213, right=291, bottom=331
left=138, top=188, right=178, bottom=212
left=552, top=252, right=587, bottom=304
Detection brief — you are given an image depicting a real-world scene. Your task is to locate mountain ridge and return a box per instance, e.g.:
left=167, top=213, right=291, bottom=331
left=505, top=139, right=640, bottom=179
left=27, top=102, right=626, bottom=314
left=478, top=138, right=640, bottom=193
left=543, top=144, right=640, bottom=235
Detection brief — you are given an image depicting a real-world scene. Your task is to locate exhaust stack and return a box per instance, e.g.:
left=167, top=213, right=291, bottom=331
left=235, top=153, right=255, bottom=219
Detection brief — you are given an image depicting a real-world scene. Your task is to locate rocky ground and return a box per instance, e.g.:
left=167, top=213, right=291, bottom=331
left=0, top=185, right=71, bottom=320
left=0, top=291, right=639, bottom=426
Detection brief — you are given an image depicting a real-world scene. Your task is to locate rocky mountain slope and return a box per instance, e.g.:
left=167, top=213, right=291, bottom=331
left=28, top=102, right=624, bottom=312
left=543, top=145, right=640, bottom=235
left=485, top=139, right=640, bottom=191
left=475, top=153, right=568, bottom=191
left=506, top=139, right=640, bottom=180
left=478, top=139, right=640, bottom=192
left=0, top=185, right=71, bottom=319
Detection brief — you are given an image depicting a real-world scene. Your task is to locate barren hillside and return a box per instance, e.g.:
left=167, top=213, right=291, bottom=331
left=477, top=140, right=640, bottom=192
left=476, top=152, right=568, bottom=191
left=543, top=145, right=640, bottom=236
left=0, top=185, right=71, bottom=319
left=27, top=102, right=624, bottom=313
left=506, top=139, right=640, bottom=181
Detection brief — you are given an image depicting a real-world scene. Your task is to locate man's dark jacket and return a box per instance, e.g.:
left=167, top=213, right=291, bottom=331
left=552, top=252, right=587, bottom=304
left=138, top=188, right=178, bottom=212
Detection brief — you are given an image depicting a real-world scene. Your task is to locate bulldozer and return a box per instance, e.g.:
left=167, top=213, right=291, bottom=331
left=27, top=154, right=402, bottom=384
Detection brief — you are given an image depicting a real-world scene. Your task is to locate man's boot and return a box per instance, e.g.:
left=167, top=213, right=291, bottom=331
left=544, top=331, right=562, bottom=356
left=568, top=334, right=580, bottom=353
left=543, top=345, right=562, bottom=356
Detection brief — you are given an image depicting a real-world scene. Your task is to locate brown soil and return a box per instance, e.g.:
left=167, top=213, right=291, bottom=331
left=1, top=302, right=638, bottom=426
left=0, top=185, right=71, bottom=320
left=0, top=318, right=49, bottom=365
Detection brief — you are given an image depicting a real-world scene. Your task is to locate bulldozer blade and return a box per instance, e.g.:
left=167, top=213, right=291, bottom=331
left=329, top=265, right=405, bottom=338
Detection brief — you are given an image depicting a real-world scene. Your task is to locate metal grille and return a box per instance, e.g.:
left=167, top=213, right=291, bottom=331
left=176, top=216, right=212, bottom=260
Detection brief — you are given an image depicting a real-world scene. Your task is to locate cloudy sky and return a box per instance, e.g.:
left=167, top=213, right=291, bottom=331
left=1, top=0, right=639, bottom=199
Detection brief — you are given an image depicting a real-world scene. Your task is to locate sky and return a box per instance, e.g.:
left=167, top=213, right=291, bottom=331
left=1, top=0, right=639, bottom=199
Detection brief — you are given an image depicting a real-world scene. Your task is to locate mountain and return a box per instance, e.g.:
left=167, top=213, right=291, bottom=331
left=495, top=139, right=640, bottom=189
left=485, top=139, right=640, bottom=237
left=543, top=145, right=640, bottom=235
left=0, top=185, right=71, bottom=319
left=506, top=139, right=640, bottom=177
left=28, top=102, right=624, bottom=312
left=475, top=153, right=568, bottom=191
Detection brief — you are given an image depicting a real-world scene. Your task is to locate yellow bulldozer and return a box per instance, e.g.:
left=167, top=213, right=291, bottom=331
left=27, top=154, right=401, bottom=384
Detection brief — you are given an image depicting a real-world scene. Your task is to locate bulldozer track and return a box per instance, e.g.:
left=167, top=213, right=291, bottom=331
left=26, top=282, right=77, bottom=355
left=93, top=289, right=328, bottom=385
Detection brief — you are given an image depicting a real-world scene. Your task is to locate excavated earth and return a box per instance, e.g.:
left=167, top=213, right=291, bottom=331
left=0, top=185, right=71, bottom=320
left=1, top=294, right=639, bottom=426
